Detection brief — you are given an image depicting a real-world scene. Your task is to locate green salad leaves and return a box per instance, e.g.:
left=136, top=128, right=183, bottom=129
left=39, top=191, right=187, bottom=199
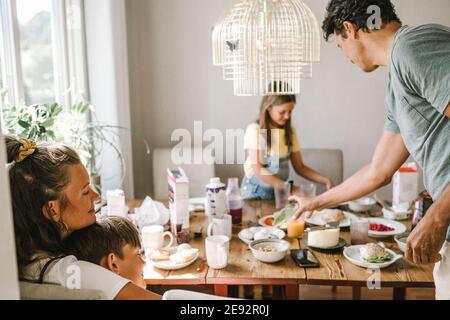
left=273, top=204, right=296, bottom=228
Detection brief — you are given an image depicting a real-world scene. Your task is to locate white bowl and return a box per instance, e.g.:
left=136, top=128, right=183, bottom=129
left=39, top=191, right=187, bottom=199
left=249, top=239, right=290, bottom=263
left=348, top=197, right=377, bottom=212
left=394, top=233, right=409, bottom=253
left=382, top=208, right=411, bottom=221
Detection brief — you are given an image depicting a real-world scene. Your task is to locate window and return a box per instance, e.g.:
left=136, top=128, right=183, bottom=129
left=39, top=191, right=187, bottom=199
left=17, top=0, right=55, bottom=105
left=0, top=0, right=88, bottom=109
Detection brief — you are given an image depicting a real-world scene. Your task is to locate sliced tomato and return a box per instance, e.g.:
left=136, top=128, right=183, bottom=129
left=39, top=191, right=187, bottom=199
left=264, top=217, right=274, bottom=226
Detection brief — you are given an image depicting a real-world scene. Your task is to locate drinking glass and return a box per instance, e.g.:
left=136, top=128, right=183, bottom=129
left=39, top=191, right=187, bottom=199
left=275, top=183, right=291, bottom=209
left=299, top=183, right=317, bottom=197
left=350, top=218, right=369, bottom=245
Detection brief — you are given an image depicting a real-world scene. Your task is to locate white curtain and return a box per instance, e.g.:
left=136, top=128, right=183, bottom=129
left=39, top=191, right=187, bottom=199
left=84, top=0, right=134, bottom=199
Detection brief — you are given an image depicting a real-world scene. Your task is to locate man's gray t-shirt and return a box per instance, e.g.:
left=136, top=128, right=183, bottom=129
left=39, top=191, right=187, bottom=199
left=385, top=24, right=450, bottom=240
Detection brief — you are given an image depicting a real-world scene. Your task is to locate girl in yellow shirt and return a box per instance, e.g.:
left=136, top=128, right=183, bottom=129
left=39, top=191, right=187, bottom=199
left=241, top=94, right=334, bottom=200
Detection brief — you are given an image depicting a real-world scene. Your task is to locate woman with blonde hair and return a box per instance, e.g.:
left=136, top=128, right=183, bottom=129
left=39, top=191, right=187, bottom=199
left=241, top=90, right=334, bottom=200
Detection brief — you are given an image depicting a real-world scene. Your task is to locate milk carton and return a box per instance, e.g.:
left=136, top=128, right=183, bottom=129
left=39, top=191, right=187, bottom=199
left=167, top=167, right=190, bottom=244
left=392, top=163, right=419, bottom=207
left=106, top=189, right=127, bottom=217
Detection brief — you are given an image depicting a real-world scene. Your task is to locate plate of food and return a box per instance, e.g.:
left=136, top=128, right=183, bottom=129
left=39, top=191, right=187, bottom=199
left=343, top=243, right=402, bottom=269
left=305, top=209, right=352, bottom=228
left=238, top=226, right=286, bottom=244
left=147, top=244, right=199, bottom=270
left=367, top=218, right=406, bottom=238
left=258, top=215, right=286, bottom=229
left=258, top=204, right=296, bottom=230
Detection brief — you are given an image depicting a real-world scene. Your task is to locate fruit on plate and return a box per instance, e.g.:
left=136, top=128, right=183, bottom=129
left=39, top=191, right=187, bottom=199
left=370, top=223, right=394, bottom=232
left=264, top=216, right=274, bottom=226
left=360, top=243, right=391, bottom=263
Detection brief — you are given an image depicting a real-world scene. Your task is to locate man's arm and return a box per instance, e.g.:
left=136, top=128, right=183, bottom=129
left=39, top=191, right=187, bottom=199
left=290, top=131, right=410, bottom=217
left=406, top=183, right=450, bottom=265
left=444, top=102, right=450, bottom=118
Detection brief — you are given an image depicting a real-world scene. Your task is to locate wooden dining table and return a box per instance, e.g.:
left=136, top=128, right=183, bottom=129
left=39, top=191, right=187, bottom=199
left=127, top=199, right=435, bottom=300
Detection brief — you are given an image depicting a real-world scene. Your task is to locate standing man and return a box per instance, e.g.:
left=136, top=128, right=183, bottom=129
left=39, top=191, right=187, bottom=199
left=290, top=0, right=449, bottom=299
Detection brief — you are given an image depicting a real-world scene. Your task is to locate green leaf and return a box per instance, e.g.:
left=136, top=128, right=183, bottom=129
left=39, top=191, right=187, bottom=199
left=18, top=120, right=31, bottom=129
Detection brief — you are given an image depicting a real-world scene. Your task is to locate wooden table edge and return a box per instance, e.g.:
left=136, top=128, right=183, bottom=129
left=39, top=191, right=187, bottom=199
left=205, top=278, right=306, bottom=285
left=304, top=279, right=435, bottom=288
left=145, top=279, right=206, bottom=285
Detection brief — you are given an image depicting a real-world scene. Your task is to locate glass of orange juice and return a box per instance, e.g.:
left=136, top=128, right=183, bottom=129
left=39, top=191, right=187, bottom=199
left=288, top=218, right=305, bottom=238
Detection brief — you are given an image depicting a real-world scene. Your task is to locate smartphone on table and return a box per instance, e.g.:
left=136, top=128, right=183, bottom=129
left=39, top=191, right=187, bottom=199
left=291, top=249, right=320, bottom=268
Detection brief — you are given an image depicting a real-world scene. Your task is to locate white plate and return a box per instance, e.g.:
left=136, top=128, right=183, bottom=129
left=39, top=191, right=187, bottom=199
left=305, top=211, right=352, bottom=228
left=151, top=251, right=199, bottom=270
left=258, top=215, right=287, bottom=230
left=343, top=245, right=402, bottom=269
left=238, top=227, right=285, bottom=244
left=368, top=218, right=407, bottom=238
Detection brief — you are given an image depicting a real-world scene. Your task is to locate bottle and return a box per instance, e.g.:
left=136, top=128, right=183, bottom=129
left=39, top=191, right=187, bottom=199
left=226, top=178, right=243, bottom=224
left=205, top=177, right=227, bottom=222
left=167, top=168, right=190, bottom=244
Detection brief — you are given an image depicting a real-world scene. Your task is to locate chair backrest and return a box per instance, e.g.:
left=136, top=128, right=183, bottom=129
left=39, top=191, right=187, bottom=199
left=19, top=281, right=106, bottom=300
left=162, top=289, right=240, bottom=300
left=153, top=148, right=215, bottom=200
left=288, top=148, right=344, bottom=195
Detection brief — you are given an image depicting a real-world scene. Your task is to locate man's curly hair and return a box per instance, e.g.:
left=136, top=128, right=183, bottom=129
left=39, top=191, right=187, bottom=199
left=322, top=0, right=402, bottom=41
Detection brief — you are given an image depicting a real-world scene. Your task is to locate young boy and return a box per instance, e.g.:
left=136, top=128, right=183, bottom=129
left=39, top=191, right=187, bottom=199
left=64, top=216, right=147, bottom=289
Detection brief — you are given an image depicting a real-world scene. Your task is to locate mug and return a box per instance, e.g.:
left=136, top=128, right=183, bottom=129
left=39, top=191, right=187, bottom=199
left=207, top=214, right=232, bottom=240
left=205, top=235, right=230, bottom=269
left=142, top=225, right=174, bottom=250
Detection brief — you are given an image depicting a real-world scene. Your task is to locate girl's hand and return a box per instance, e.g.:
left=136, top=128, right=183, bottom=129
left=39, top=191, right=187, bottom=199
left=325, top=178, right=334, bottom=190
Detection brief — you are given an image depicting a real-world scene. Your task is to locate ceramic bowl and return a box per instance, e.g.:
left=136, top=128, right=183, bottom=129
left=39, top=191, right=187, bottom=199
left=249, top=239, right=290, bottom=263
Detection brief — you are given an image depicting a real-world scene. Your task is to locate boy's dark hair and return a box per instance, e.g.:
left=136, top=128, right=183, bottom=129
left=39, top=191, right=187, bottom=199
left=322, top=0, right=402, bottom=41
left=64, top=216, right=141, bottom=264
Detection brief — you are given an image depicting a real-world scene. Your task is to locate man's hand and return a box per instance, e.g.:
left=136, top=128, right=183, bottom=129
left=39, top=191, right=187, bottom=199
left=405, top=184, right=450, bottom=265
left=406, top=214, right=447, bottom=264
left=289, top=195, right=317, bottom=220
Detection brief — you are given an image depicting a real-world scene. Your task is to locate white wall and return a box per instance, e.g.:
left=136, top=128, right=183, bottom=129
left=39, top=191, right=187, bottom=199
left=85, top=0, right=135, bottom=199
left=0, top=123, right=20, bottom=299
left=126, top=0, right=450, bottom=199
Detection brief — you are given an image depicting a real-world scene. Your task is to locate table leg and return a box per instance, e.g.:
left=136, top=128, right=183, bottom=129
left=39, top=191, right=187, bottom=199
left=352, top=287, right=362, bottom=300
left=285, top=285, right=299, bottom=300
left=393, top=288, right=406, bottom=300
left=214, top=285, right=228, bottom=297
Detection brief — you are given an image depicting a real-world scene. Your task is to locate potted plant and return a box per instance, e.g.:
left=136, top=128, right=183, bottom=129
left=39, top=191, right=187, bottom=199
left=0, top=89, right=142, bottom=195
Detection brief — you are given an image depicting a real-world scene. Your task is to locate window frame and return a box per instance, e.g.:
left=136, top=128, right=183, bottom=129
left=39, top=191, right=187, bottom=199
left=0, top=0, right=88, bottom=108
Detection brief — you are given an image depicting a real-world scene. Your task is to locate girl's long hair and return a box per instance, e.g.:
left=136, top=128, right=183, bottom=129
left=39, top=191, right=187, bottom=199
left=5, top=135, right=81, bottom=275
left=256, top=88, right=296, bottom=153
